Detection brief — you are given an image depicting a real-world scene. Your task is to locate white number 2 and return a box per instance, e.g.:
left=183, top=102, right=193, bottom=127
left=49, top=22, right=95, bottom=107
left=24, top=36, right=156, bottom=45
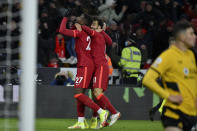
left=86, top=36, right=91, bottom=51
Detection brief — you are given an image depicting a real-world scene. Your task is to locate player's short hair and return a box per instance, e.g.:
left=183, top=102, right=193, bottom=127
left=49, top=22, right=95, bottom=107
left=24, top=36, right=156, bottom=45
left=84, top=14, right=93, bottom=26
left=168, top=37, right=175, bottom=45
left=92, top=17, right=104, bottom=27
left=172, top=21, right=193, bottom=38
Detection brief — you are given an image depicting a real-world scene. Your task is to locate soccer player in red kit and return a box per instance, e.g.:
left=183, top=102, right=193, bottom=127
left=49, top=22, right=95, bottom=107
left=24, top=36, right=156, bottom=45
left=59, top=14, right=108, bottom=129
left=77, top=18, right=121, bottom=127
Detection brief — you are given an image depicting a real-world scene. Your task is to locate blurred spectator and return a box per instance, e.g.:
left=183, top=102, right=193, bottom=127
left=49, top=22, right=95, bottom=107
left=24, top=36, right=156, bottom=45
left=47, top=52, right=60, bottom=68
left=48, top=0, right=62, bottom=27
left=65, top=38, right=77, bottom=65
left=140, top=0, right=147, bottom=12
left=39, top=8, right=54, bottom=39
left=64, top=0, right=77, bottom=9
left=106, top=20, right=121, bottom=68
left=50, top=71, right=74, bottom=85
left=132, top=1, right=165, bottom=59
left=64, top=15, right=77, bottom=65
left=184, top=3, right=197, bottom=19
left=133, top=1, right=164, bottom=30
left=105, top=54, right=113, bottom=77
left=38, top=0, right=61, bottom=40
left=37, top=35, right=54, bottom=67
left=131, top=25, right=149, bottom=61
left=55, top=33, right=66, bottom=62
left=152, top=19, right=173, bottom=60
left=38, top=0, right=47, bottom=17
left=98, top=0, right=128, bottom=24
left=2, top=0, right=197, bottom=70
left=161, top=0, right=177, bottom=21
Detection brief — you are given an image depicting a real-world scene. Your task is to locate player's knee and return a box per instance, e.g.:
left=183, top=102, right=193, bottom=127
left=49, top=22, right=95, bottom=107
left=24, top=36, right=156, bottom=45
left=93, top=88, right=103, bottom=98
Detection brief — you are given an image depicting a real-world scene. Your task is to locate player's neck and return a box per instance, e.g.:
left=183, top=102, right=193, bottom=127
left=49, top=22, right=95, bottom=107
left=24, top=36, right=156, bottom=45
left=174, top=40, right=188, bottom=52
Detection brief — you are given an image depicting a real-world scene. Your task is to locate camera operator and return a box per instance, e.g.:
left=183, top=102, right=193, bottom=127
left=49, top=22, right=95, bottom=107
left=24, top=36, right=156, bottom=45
left=51, top=71, right=74, bottom=86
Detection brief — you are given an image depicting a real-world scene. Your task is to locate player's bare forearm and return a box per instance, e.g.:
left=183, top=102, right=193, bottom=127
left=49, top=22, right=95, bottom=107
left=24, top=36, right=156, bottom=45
left=59, top=17, right=75, bottom=37
left=81, top=25, right=95, bottom=36
left=101, top=31, right=112, bottom=45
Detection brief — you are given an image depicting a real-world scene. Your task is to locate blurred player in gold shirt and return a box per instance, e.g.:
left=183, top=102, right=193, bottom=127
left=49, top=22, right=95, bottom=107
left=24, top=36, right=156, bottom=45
left=143, top=21, right=197, bottom=131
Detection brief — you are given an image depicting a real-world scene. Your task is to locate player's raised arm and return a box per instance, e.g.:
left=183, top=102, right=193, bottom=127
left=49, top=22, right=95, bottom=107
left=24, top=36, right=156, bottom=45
left=101, top=31, right=112, bottom=45
left=59, top=17, right=78, bottom=38
left=81, top=25, right=95, bottom=36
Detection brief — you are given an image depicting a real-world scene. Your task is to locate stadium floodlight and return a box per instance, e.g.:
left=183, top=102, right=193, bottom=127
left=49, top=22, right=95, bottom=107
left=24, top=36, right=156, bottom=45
left=19, top=0, right=37, bottom=130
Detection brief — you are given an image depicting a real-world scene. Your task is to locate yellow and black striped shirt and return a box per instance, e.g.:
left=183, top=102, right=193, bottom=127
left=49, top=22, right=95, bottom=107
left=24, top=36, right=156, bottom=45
left=143, top=45, right=197, bottom=116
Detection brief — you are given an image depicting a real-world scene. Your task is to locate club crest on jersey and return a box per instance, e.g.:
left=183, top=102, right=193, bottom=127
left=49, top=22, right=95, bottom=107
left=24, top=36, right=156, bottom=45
left=183, top=68, right=189, bottom=75
left=153, top=57, right=162, bottom=68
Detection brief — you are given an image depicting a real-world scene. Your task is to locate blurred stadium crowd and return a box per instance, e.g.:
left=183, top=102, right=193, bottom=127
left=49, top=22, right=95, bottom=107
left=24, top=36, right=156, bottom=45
left=0, top=0, right=197, bottom=69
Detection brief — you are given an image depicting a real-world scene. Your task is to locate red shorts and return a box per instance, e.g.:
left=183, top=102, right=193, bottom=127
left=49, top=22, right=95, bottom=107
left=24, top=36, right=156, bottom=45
left=74, top=66, right=94, bottom=89
left=92, top=64, right=109, bottom=91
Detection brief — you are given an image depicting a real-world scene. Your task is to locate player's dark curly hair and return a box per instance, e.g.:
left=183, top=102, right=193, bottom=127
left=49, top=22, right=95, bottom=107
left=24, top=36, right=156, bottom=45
left=92, top=17, right=104, bottom=27
left=83, top=14, right=93, bottom=26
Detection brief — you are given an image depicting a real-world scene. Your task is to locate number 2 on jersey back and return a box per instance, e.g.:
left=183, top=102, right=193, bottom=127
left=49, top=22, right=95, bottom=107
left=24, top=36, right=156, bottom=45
left=86, top=36, right=91, bottom=50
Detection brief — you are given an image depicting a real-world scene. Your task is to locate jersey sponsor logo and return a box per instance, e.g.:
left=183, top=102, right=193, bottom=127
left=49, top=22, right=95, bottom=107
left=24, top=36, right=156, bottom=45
left=189, top=68, right=197, bottom=74
left=183, top=68, right=197, bottom=79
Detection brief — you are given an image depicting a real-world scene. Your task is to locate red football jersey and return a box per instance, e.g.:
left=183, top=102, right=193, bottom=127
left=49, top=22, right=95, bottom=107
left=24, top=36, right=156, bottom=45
left=59, top=17, right=93, bottom=67
left=81, top=26, right=112, bottom=65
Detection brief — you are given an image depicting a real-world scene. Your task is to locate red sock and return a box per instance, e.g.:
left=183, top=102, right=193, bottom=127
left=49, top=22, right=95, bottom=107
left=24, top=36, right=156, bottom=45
left=74, top=93, right=100, bottom=112
left=77, top=100, right=85, bottom=117
left=97, top=94, right=117, bottom=114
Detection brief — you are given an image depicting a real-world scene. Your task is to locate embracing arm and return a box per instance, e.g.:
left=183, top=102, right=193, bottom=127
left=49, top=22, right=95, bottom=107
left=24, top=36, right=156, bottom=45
left=81, top=25, right=95, bottom=36
left=101, top=31, right=112, bottom=45
left=59, top=17, right=78, bottom=38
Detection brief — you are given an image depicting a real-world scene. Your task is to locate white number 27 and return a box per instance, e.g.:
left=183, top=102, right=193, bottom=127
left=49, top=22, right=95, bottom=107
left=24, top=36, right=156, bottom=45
left=75, top=77, right=83, bottom=84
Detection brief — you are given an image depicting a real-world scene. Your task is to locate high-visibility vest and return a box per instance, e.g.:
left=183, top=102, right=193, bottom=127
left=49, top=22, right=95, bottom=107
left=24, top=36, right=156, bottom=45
left=105, top=54, right=113, bottom=76
left=119, top=46, right=141, bottom=78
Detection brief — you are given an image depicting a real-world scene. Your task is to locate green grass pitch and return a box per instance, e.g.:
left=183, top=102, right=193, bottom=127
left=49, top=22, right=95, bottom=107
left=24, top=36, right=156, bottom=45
left=0, top=118, right=163, bottom=131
